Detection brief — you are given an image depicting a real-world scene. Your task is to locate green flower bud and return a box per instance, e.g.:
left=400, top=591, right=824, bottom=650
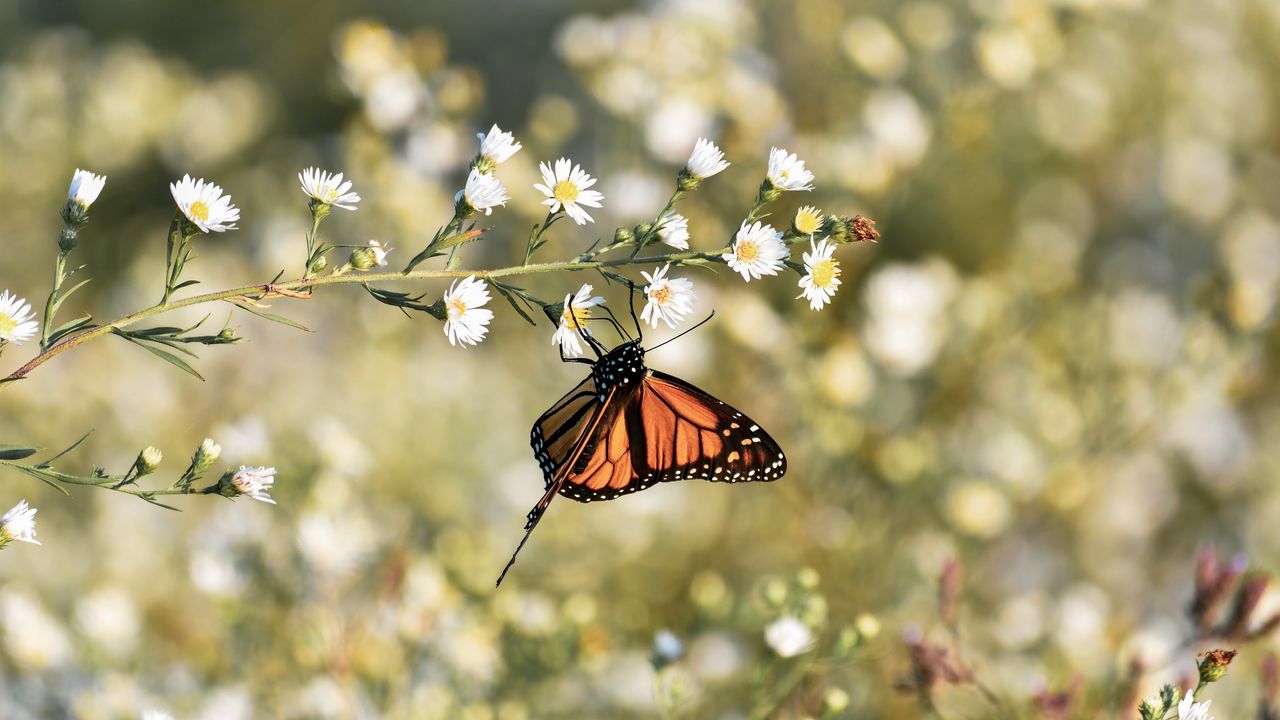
left=348, top=247, right=377, bottom=271
left=762, top=578, right=788, bottom=607
left=58, top=227, right=79, bottom=253
left=309, top=254, right=328, bottom=273
left=192, top=438, right=221, bottom=474
left=134, top=446, right=163, bottom=476
left=797, top=567, right=820, bottom=590
left=613, top=226, right=635, bottom=244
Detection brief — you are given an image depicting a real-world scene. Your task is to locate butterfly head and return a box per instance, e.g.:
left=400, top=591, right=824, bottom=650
left=593, top=339, right=646, bottom=395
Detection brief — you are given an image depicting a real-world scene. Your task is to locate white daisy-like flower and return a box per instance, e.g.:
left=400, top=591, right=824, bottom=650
left=442, top=275, right=494, bottom=347
left=767, top=147, right=815, bottom=191
left=686, top=138, right=730, bottom=179
left=0, top=500, right=40, bottom=546
left=723, top=221, right=788, bottom=281
left=299, top=167, right=361, bottom=210
left=476, top=124, right=523, bottom=167
left=170, top=174, right=240, bottom=233
left=641, top=265, right=697, bottom=329
left=655, top=212, right=690, bottom=250
left=552, top=284, right=605, bottom=358
left=230, top=466, right=276, bottom=504
left=797, top=238, right=842, bottom=310
left=765, top=616, right=814, bottom=658
left=534, top=158, right=605, bottom=225
left=367, top=239, right=392, bottom=267
left=794, top=205, right=824, bottom=235
left=67, top=169, right=107, bottom=209
left=0, top=291, right=39, bottom=346
left=1177, top=690, right=1213, bottom=720
left=462, top=168, right=509, bottom=215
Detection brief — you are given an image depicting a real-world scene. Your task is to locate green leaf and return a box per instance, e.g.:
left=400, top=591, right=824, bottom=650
left=113, top=331, right=204, bottom=380
left=231, top=302, right=311, bottom=332
left=0, top=445, right=37, bottom=460
left=47, top=314, right=95, bottom=345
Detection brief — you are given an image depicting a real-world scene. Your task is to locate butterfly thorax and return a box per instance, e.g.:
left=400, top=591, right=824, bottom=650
left=592, top=340, right=646, bottom=398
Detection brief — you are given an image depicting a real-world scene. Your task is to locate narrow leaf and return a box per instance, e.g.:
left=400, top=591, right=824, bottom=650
left=231, top=302, right=311, bottom=332
left=0, top=445, right=38, bottom=460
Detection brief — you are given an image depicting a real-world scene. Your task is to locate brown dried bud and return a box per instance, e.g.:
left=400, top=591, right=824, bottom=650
left=1198, top=648, right=1236, bottom=683
left=850, top=214, right=879, bottom=243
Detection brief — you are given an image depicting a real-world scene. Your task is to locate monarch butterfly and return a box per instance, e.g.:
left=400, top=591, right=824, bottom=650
left=496, top=291, right=787, bottom=586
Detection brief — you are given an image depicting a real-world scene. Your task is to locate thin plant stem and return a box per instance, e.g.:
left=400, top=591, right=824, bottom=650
left=39, top=251, right=68, bottom=351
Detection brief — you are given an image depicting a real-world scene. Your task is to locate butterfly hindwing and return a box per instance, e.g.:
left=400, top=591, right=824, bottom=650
left=556, top=370, right=786, bottom=503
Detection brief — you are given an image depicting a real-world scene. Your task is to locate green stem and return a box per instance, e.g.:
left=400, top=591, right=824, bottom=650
left=39, top=251, right=69, bottom=352
left=523, top=211, right=560, bottom=265
left=303, top=212, right=325, bottom=279
left=630, top=189, right=684, bottom=258
left=2, top=231, right=823, bottom=389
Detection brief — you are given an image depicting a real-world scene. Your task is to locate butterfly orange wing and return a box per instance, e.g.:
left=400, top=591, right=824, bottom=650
left=558, top=370, right=787, bottom=502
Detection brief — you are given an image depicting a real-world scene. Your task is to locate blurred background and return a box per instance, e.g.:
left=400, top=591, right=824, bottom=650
left=1, top=0, right=1280, bottom=717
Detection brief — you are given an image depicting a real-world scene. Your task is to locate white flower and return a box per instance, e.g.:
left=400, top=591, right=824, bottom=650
left=641, top=265, right=697, bottom=329
left=462, top=168, right=509, bottom=215
left=656, top=212, right=690, bottom=250
left=367, top=239, right=392, bottom=267
left=797, top=238, right=842, bottom=310
left=0, top=500, right=40, bottom=546
left=67, top=169, right=106, bottom=209
left=299, top=167, right=361, bottom=210
left=442, top=275, right=494, bottom=347
left=765, top=616, right=814, bottom=658
left=552, top=284, right=605, bottom=358
left=142, top=710, right=174, bottom=720
left=170, top=174, right=240, bottom=233
left=535, top=158, right=605, bottom=225
left=0, top=291, right=39, bottom=346
left=1177, top=690, right=1213, bottom=720
left=476, top=124, right=523, bottom=167
left=767, top=147, right=815, bottom=191
left=794, top=205, right=824, bottom=235
left=686, top=137, right=730, bottom=179
left=723, top=221, right=788, bottom=281
left=230, top=466, right=276, bottom=504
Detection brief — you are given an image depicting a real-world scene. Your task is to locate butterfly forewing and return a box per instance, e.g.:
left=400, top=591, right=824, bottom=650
left=531, top=375, right=602, bottom=488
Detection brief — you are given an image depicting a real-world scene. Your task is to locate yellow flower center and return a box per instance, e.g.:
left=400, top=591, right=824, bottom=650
left=552, top=180, right=580, bottom=204
left=649, top=285, right=673, bottom=305
left=0, top=314, right=15, bottom=337
left=795, top=207, right=823, bottom=235
left=447, top=299, right=467, bottom=320
left=811, top=259, right=841, bottom=288
left=188, top=200, right=210, bottom=222
left=736, top=240, right=759, bottom=262
left=561, top=305, right=592, bottom=330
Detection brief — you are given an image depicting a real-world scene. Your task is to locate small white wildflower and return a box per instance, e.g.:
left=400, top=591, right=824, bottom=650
left=462, top=168, right=509, bottom=215
left=535, top=158, right=605, bottom=225
left=794, top=205, right=824, bottom=235
left=765, top=616, right=814, bottom=658
left=298, top=167, right=361, bottom=210
left=367, top=239, right=392, bottom=267
left=0, top=291, right=39, bottom=346
left=797, top=238, right=842, bottom=310
left=1177, top=690, right=1213, bottom=720
left=476, top=124, right=523, bottom=167
left=723, top=221, right=788, bottom=281
left=141, top=710, right=174, bottom=720
left=0, top=500, right=40, bottom=546
left=640, top=264, right=697, bottom=329
left=656, top=212, right=690, bottom=250
left=767, top=147, right=815, bottom=191
left=686, top=138, right=730, bottom=179
left=230, top=466, right=276, bottom=504
left=170, top=174, right=240, bottom=233
left=67, top=169, right=107, bottom=209
left=442, top=275, right=494, bottom=347
left=552, top=284, right=605, bottom=358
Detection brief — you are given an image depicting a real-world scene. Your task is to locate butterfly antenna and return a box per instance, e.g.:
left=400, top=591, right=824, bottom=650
left=647, top=311, right=715, bottom=352
left=627, top=279, right=643, bottom=343
left=595, top=305, right=632, bottom=342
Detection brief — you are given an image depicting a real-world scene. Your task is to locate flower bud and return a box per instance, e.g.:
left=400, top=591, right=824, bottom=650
left=348, top=247, right=377, bottom=271
left=823, top=687, right=850, bottom=713
left=217, top=327, right=237, bottom=342
left=134, top=446, right=163, bottom=476
left=854, top=612, right=881, bottom=641
left=58, top=227, right=79, bottom=253
left=192, top=438, right=221, bottom=474
left=309, top=254, right=328, bottom=273
left=762, top=577, right=788, bottom=607
left=797, top=567, right=820, bottom=590
left=613, top=226, right=635, bottom=244
left=1198, top=648, right=1237, bottom=684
